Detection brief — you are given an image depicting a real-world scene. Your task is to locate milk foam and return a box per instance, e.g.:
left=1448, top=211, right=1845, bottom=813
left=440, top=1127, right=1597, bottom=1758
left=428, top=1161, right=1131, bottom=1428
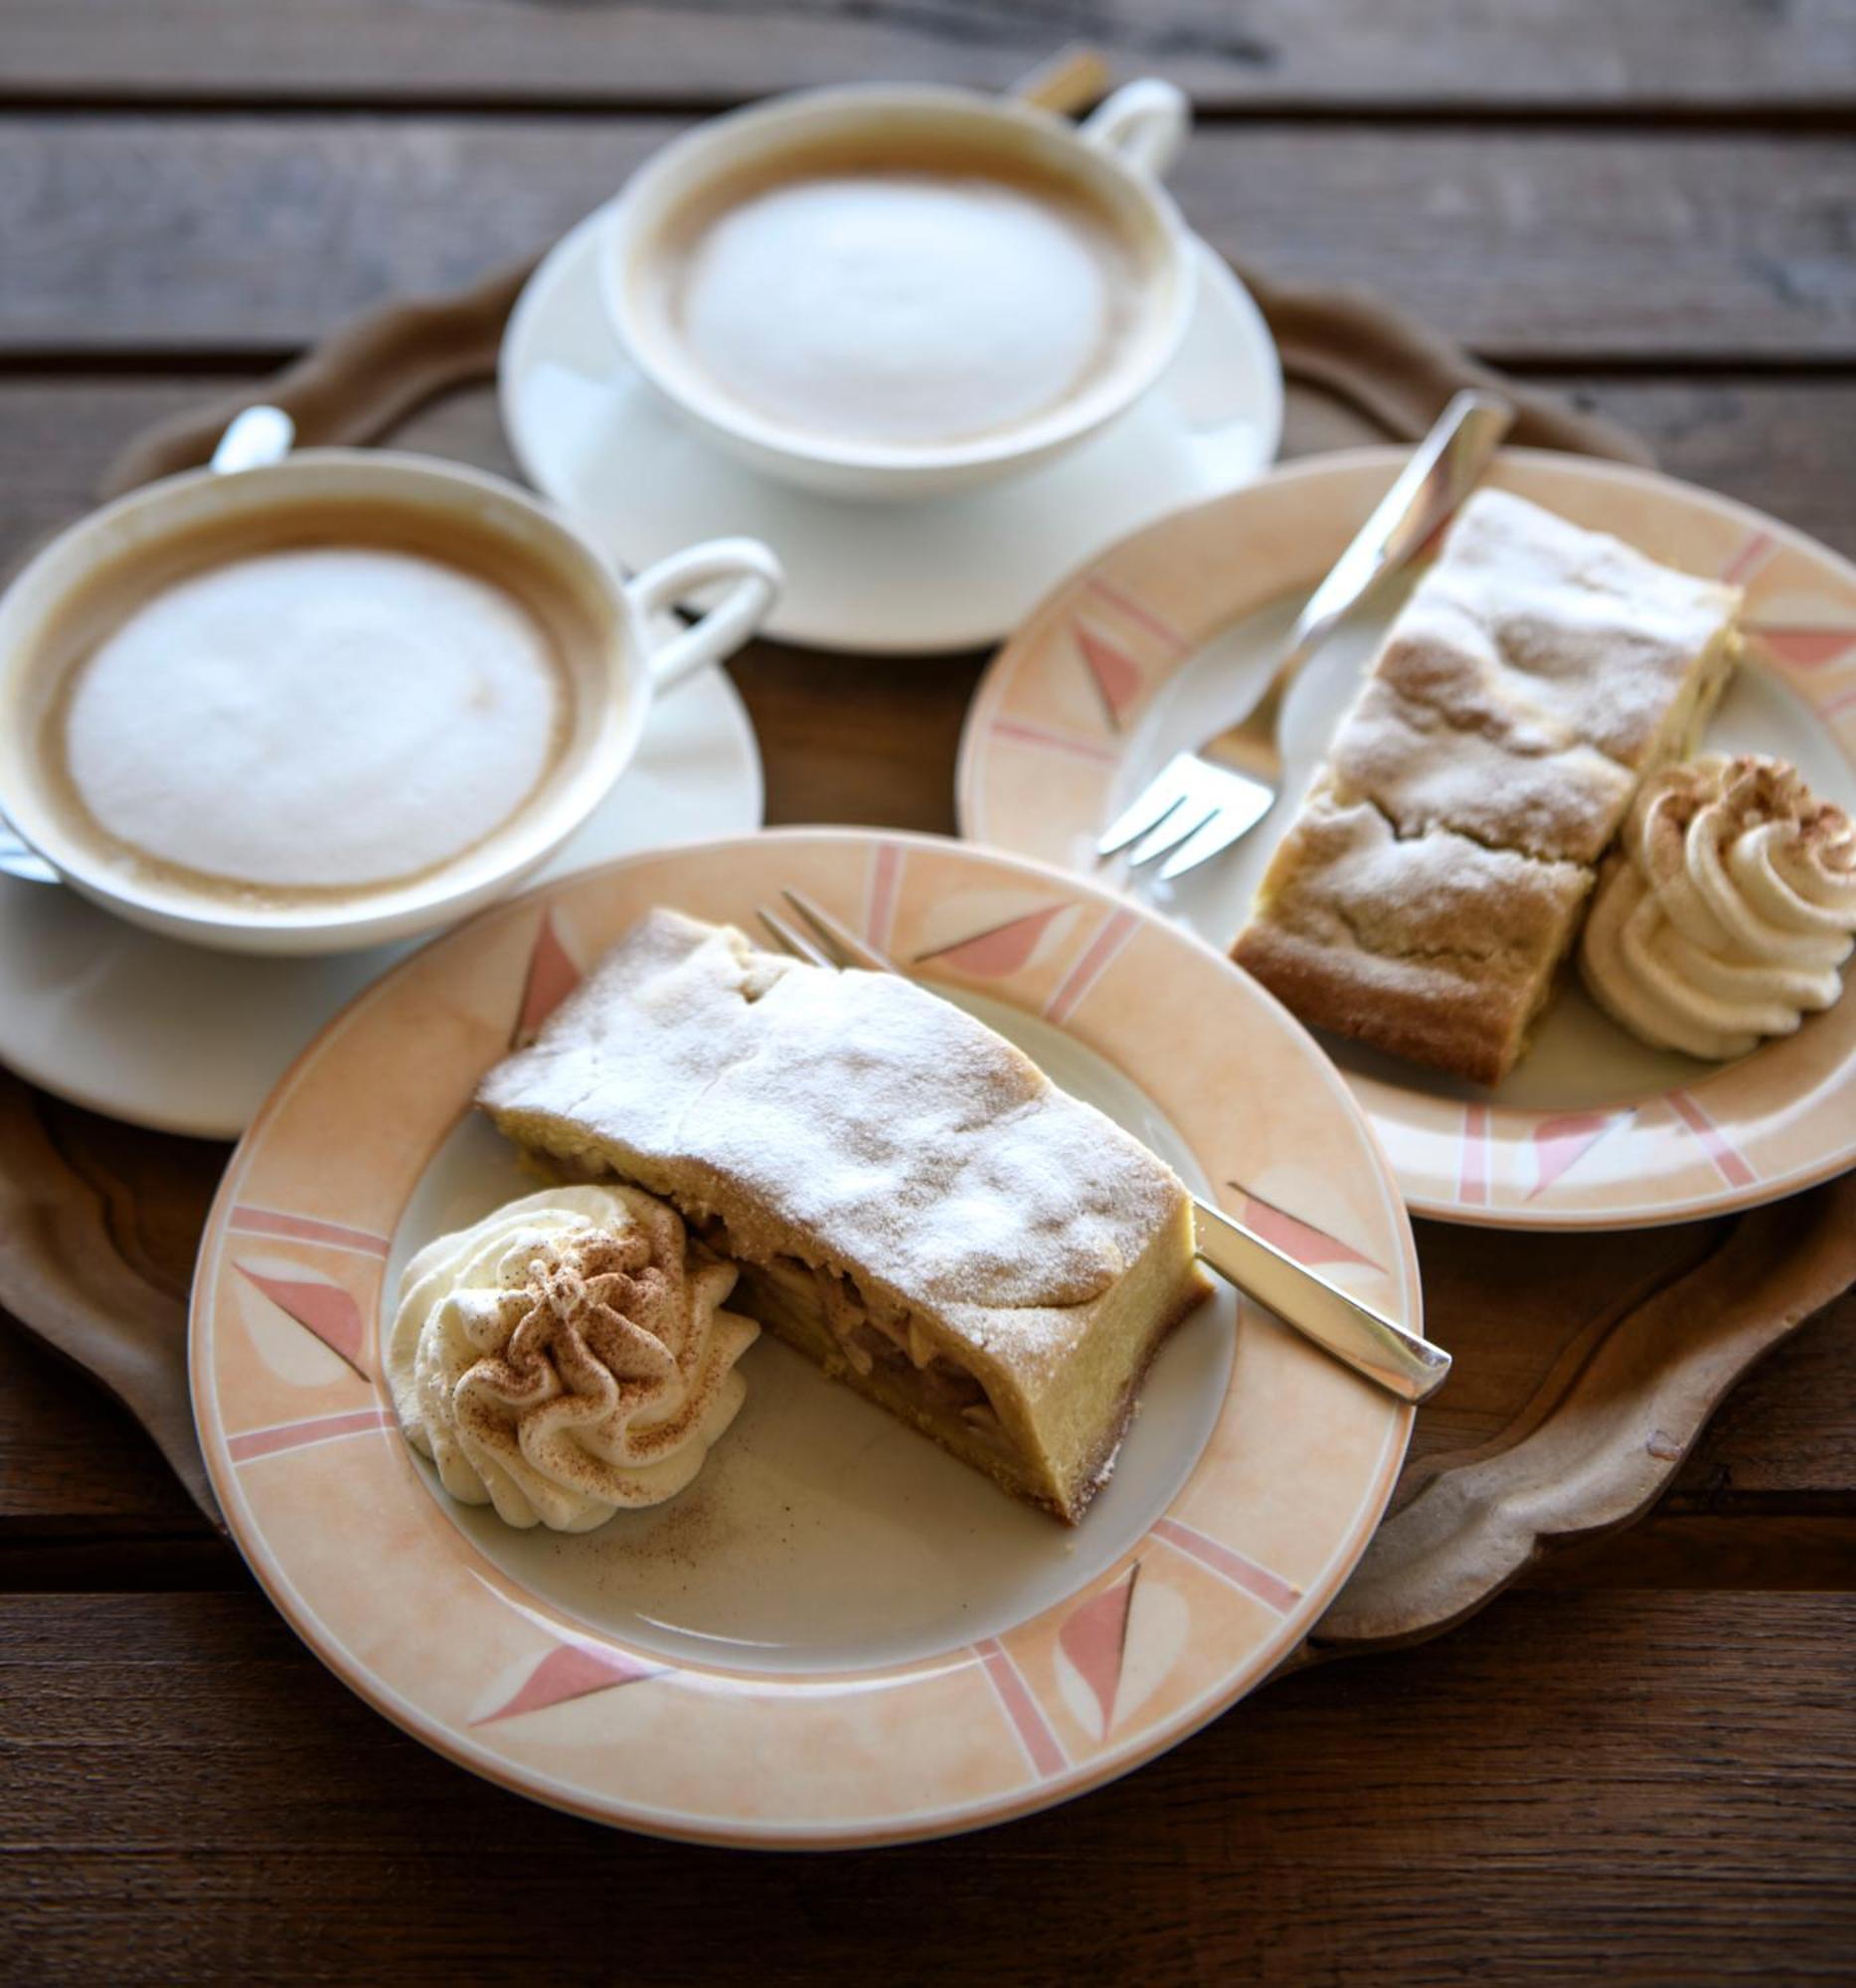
left=62, top=548, right=564, bottom=891
left=673, top=171, right=1124, bottom=446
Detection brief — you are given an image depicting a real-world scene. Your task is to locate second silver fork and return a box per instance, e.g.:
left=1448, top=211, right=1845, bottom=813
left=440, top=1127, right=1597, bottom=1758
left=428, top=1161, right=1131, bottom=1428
left=1097, top=389, right=1514, bottom=883
left=759, top=887, right=1449, bottom=1406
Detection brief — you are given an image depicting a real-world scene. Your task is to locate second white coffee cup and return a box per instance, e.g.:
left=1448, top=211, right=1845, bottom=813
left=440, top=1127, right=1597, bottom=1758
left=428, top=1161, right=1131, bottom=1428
left=598, top=80, right=1198, bottom=500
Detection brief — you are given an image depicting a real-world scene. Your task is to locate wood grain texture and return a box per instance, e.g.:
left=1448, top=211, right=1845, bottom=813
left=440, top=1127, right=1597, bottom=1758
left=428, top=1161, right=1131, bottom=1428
left=1322, top=1180, right=1856, bottom=1648
left=0, top=1325, right=202, bottom=1533
left=3, top=119, right=1852, bottom=360
left=9, top=377, right=1856, bottom=568
left=1532, top=1512, right=1856, bottom=1589
left=0, top=7, right=1853, bottom=1936
left=5, top=0, right=1851, bottom=111
left=0, top=1077, right=217, bottom=1523
left=1, top=1588, right=1851, bottom=1982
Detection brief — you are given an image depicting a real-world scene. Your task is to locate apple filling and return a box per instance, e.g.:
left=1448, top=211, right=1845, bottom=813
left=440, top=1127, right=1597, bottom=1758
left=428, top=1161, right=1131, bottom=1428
left=679, top=1213, right=1011, bottom=1452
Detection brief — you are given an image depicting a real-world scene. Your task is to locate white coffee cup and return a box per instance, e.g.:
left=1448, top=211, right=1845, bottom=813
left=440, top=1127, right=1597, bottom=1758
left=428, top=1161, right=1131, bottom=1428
left=0, top=414, right=781, bottom=955
left=598, top=80, right=1198, bottom=500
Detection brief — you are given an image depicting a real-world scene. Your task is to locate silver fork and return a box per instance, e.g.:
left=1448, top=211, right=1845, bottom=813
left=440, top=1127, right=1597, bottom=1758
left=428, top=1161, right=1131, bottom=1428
left=1097, top=389, right=1514, bottom=883
left=758, top=888, right=1449, bottom=1405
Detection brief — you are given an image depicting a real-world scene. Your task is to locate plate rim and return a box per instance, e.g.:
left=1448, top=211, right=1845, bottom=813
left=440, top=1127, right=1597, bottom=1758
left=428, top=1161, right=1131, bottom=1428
left=189, top=825, right=1420, bottom=1847
left=954, top=444, right=1856, bottom=1232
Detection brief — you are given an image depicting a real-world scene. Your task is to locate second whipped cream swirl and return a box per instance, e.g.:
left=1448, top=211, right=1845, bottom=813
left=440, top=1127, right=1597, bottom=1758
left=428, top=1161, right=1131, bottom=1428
left=1581, top=753, right=1856, bottom=1059
left=388, top=1184, right=759, bottom=1531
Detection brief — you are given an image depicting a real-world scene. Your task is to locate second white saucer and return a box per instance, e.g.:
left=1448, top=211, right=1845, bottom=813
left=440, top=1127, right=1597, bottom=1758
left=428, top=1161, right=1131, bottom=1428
left=500, top=204, right=1283, bottom=655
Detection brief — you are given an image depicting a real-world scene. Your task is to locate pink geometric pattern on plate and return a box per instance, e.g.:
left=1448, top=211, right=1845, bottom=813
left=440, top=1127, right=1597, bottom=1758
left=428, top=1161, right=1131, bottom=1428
left=973, top=1636, right=1068, bottom=1778
left=1749, top=624, right=1856, bottom=671
left=1720, top=530, right=1776, bottom=587
left=1073, top=620, right=1144, bottom=731
left=864, top=841, right=904, bottom=956
left=1085, top=575, right=1191, bottom=657
left=1056, top=1564, right=1139, bottom=1739
left=1228, top=1182, right=1379, bottom=1270
left=1458, top=1102, right=1492, bottom=1207
left=988, top=716, right=1119, bottom=766
left=1150, top=1517, right=1300, bottom=1614
left=228, top=1407, right=394, bottom=1463
left=1043, top=906, right=1139, bottom=1026
left=235, top=1262, right=369, bottom=1379
left=228, top=1206, right=390, bottom=1259
left=1528, top=1108, right=1632, bottom=1199
left=1822, top=683, right=1856, bottom=722
left=1665, top=1087, right=1758, bottom=1188
left=914, top=903, right=1070, bottom=978
left=511, top=907, right=581, bottom=1048
left=474, top=1641, right=666, bottom=1727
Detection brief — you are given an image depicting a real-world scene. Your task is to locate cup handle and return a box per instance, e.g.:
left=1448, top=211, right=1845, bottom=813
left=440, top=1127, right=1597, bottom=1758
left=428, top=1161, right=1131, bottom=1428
left=624, top=537, right=783, bottom=693
left=1079, top=79, right=1192, bottom=180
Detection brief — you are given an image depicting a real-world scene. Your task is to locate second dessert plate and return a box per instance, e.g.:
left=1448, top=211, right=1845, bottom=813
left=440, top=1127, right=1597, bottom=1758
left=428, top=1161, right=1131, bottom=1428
left=192, top=828, right=1419, bottom=1847
left=957, top=449, right=1856, bottom=1230
left=499, top=201, right=1282, bottom=654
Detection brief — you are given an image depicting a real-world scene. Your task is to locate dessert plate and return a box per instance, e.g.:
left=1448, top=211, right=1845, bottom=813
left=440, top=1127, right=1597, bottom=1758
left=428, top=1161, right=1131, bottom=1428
left=192, top=828, right=1420, bottom=1847
left=499, top=203, right=1281, bottom=654
left=957, top=448, right=1856, bottom=1229
left=0, top=662, right=760, bottom=1137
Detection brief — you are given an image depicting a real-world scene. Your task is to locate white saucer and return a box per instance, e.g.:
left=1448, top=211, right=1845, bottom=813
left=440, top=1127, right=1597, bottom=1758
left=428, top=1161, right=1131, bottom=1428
left=0, top=666, right=761, bottom=1138
left=499, top=205, right=1282, bottom=655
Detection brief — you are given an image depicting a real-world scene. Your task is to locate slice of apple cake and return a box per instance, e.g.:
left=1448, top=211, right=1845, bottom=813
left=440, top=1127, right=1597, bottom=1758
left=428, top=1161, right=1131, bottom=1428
left=1235, top=488, right=1741, bottom=1084
left=478, top=909, right=1211, bottom=1522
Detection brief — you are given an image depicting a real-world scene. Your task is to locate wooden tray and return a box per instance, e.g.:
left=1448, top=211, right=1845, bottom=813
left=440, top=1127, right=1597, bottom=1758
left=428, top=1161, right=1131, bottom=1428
left=1, top=235, right=1849, bottom=1666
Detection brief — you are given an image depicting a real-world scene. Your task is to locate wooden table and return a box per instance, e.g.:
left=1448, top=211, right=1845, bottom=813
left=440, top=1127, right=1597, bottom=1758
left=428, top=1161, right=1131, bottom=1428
left=3, top=5, right=1853, bottom=1979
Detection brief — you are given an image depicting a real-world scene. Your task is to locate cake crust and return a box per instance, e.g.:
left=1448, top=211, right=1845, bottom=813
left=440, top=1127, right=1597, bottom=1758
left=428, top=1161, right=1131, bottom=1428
left=1233, top=788, right=1595, bottom=1087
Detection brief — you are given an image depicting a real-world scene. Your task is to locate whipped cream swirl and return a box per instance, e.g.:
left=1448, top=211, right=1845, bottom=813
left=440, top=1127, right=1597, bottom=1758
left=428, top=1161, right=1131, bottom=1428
left=1581, top=754, right=1856, bottom=1059
left=388, top=1185, right=758, bottom=1531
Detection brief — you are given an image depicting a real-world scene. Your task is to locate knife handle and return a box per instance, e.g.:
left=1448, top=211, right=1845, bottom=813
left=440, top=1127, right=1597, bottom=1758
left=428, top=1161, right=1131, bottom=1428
left=1192, top=1196, right=1451, bottom=1405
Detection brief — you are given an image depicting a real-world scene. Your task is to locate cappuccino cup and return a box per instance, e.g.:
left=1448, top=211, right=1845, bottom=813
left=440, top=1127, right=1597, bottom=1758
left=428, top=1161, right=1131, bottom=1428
left=599, top=80, right=1197, bottom=499
left=0, top=415, right=780, bottom=955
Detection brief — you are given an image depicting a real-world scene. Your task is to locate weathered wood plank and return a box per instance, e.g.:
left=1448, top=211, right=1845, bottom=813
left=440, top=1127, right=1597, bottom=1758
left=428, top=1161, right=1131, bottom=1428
left=2, top=120, right=1852, bottom=360
left=0, top=1326, right=203, bottom=1535
left=8, top=377, right=1854, bottom=575
left=4, top=0, right=1852, bottom=112
left=1668, top=1291, right=1856, bottom=1504
left=1, top=1589, right=1851, bottom=1982
left=1532, top=1514, right=1856, bottom=1588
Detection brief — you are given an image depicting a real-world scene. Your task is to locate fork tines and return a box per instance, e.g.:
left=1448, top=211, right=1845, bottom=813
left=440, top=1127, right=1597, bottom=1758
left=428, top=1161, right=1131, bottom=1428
left=757, top=890, right=898, bottom=977
left=756, top=904, right=833, bottom=968
left=1096, top=750, right=1275, bottom=881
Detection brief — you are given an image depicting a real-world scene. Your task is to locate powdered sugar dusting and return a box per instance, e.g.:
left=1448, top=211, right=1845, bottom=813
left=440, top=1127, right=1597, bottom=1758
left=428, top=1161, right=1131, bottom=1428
left=1393, top=489, right=1740, bottom=771
left=478, top=911, right=1188, bottom=1376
